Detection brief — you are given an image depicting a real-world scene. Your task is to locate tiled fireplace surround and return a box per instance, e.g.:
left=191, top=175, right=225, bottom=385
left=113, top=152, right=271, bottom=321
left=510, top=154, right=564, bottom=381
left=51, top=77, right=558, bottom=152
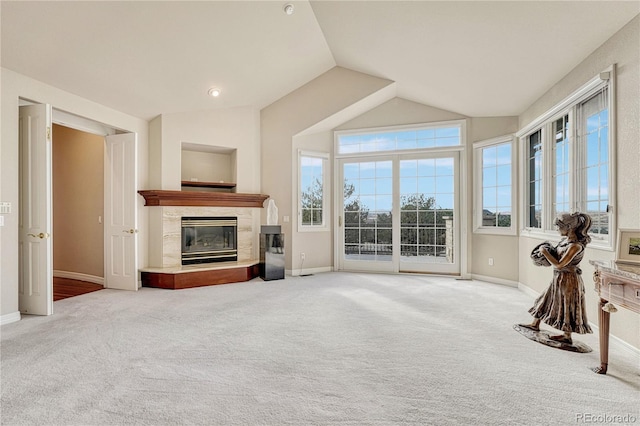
left=161, top=206, right=257, bottom=268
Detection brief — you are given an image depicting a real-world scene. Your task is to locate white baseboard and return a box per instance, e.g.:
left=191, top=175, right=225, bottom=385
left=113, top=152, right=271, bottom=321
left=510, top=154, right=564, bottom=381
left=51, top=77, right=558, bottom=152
left=53, top=270, right=104, bottom=286
left=288, top=266, right=333, bottom=277
left=1, top=311, right=21, bottom=326
left=517, top=282, right=541, bottom=299
left=470, top=273, right=519, bottom=288
left=588, top=321, right=640, bottom=359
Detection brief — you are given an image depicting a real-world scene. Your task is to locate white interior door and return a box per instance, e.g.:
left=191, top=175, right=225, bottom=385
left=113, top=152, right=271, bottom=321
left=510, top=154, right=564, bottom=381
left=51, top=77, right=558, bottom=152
left=19, top=104, right=53, bottom=315
left=105, top=133, right=138, bottom=290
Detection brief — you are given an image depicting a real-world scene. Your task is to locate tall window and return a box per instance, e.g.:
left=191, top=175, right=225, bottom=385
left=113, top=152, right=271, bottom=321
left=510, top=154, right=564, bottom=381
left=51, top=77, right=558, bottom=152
left=553, top=115, right=570, bottom=217
left=299, top=151, right=328, bottom=231
left=527, top=130, right=543, bottom=229
left=474, top=136, right=515, bottom=234
left=520, top=69, right=613, bottom=247
left=579, top=89, right=609, bottom=237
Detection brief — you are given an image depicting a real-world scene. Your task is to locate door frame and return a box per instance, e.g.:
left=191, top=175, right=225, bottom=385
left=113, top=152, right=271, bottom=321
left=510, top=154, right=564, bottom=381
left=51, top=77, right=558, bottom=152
left=397, top=151, right=461, bottom=275
left=336, top=155, right=397, bottom=273
left=334, top=145, right=469, bottom=278
left=335, top=151, right=465, bottom=275
left=18, top=99, right=139, bottom=314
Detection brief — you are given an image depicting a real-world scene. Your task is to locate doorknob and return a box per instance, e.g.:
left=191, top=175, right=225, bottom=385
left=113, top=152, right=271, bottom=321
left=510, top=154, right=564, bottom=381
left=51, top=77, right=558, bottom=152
left=27, top=232, right=49, bottom=239
left=122, top=229, right=138, bottom=234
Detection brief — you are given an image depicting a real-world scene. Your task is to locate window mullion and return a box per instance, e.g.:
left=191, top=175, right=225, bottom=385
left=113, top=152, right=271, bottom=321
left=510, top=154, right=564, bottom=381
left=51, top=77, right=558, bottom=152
left=542, top=124, right=554, bottom=231
left=569, top=107, right=580, bottom=213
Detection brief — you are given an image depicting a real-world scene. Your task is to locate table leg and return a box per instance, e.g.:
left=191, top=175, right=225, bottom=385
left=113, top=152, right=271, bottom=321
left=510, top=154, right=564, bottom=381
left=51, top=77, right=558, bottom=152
left=592, top=298, right=610, bottom=374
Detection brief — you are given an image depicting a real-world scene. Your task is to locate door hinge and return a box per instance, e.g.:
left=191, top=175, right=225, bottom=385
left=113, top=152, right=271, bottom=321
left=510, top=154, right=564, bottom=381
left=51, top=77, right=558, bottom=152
left=47, top=127, right=51, bottom=141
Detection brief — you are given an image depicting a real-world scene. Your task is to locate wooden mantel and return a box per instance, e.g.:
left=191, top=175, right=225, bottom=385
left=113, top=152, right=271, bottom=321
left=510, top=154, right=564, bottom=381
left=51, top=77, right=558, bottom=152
left=138, top=190, right=269, bottom=208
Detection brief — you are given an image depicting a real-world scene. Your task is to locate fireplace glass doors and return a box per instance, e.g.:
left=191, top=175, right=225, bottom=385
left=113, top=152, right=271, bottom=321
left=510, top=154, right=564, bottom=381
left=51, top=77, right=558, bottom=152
left=181, top=217, right=238, bottom=265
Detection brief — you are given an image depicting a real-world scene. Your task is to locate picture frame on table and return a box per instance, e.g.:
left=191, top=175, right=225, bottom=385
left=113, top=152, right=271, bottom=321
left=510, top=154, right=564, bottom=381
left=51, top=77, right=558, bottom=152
left=615, top=228, right=640, bottom=265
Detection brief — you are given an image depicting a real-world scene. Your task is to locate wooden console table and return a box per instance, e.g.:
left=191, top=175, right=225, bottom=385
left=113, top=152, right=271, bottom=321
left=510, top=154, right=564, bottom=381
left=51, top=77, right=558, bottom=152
left=589, top=260, right=640, bottom=374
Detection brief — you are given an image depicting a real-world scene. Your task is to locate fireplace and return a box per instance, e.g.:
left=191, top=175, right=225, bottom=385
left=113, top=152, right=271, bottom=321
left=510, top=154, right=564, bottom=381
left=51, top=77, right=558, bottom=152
left=181, top=217, right=238, bottom=265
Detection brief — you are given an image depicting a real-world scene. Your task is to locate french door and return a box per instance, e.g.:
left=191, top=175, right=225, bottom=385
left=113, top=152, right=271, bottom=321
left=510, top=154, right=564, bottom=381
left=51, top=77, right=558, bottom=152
left=337, top=152, right=460, bottom=275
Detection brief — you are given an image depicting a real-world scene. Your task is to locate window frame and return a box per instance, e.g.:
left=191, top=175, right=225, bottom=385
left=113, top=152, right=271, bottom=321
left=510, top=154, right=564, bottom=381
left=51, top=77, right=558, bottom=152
left=335, top=120, right=465, bottom=157
left=473, top=135, right=517, bottom=235
left=517, top=66, right=616, bottom=250
left=298, top=150, right=330, bottom=233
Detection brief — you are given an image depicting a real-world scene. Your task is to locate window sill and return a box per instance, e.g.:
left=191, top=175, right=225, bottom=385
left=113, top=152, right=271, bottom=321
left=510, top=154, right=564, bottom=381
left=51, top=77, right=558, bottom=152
left=473, top=226, right=517, bottom=236
left=298, top=226, right=330, bottom=233
left=520, top=228, right=614, bottom=251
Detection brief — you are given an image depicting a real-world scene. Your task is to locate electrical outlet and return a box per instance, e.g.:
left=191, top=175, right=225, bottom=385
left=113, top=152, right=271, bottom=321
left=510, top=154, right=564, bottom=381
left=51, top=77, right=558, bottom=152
left=636, top=289, right=640, bottom=299
left=300, top=253, right=306, bottom=261
left=488, top=258, right=494, bottom=266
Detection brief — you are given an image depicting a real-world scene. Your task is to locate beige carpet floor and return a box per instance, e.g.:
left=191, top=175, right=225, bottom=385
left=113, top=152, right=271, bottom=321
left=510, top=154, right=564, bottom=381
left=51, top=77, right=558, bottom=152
left=1, top=272, right=638, bottom=425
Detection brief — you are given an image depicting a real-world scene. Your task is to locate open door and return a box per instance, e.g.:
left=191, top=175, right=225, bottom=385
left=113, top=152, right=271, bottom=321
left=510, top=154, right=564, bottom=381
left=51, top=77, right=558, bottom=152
left=19, top=104, right=53, bottom=315
left=105, top=133, right=138, bottom=290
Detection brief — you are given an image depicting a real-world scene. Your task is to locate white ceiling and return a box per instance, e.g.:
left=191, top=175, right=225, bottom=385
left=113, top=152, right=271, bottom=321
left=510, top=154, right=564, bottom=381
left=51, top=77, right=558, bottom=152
left=2, top=1, right=638, bottom=120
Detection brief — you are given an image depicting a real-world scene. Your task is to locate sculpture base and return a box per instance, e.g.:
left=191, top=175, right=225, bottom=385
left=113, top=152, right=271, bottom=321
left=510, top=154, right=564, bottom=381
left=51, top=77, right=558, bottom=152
left=513, top=324, right=592, bottom=353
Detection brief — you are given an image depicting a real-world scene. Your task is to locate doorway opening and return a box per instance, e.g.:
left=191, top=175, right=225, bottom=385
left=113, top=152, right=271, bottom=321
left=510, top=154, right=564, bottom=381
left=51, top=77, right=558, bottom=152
left=333, top=121, right=466, bottom=276
left=18, top=101, right=139, bottom=315
left=52, top=124, right=105, bottom=300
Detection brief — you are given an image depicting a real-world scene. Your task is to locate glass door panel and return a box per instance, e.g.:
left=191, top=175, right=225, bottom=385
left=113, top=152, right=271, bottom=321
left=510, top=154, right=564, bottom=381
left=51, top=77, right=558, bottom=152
left=337, top=153, right=459, bottom=275
left=341, top=159, right=395, bottom=272
left=399, top=155, right=458, bottom=274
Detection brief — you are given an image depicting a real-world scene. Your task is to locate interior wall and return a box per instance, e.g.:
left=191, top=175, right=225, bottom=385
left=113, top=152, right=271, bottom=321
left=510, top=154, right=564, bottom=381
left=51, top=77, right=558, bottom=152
left=146, top=107, right=261, bottom=266
left=334, top=100, right=520, bottom=278
left=335, top=98, right=466, bottom=131
left=291, top=131, right=334, bottom=274
left=334, top=98, right=469, bottom=274
left=0, top=68, right=149, bottom=322
left=52, top=124, right=104, bottom=280
left=261, top=66, right=394, bottom=271
left=152, top=107, right=260, bottom=193
left=181, top=150, right=232, bottom=183
left=283, top=94, right=520, bottom=276
left=517, top=15, right=640, bottom=349
left=468, top=117, right=520, bottom=282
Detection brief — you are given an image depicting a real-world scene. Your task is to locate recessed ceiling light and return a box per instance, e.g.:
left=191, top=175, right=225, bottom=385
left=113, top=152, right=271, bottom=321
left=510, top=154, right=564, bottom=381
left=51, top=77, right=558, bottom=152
left=283, top=3, right=294, bottom=15
left=208, top=87, right=221, bottom=97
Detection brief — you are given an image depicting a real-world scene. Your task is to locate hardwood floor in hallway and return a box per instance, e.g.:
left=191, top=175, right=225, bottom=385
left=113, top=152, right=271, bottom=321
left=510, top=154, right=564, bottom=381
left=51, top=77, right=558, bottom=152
left=53, top=277, right=103, bottom=301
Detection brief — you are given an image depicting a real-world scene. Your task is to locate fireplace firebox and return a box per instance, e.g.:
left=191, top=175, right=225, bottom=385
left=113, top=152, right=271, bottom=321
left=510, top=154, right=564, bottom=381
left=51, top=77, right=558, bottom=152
left=181, top=217, right=238, bottom=265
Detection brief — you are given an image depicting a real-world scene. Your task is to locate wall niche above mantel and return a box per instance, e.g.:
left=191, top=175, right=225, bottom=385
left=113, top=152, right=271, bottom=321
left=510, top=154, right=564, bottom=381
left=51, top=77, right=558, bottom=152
left=182, top=143, right=237, bottom=192
left=138, top=190, right=268, bottom=208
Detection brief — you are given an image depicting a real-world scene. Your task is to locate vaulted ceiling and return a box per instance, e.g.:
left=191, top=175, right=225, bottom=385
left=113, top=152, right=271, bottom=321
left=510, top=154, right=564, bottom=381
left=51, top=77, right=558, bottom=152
left=2, top=1, right=638, bottom=121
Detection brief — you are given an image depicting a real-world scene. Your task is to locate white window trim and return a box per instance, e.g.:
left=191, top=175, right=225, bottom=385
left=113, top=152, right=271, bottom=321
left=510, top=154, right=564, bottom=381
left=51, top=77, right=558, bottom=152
left=298, top=150, right=330, bottom=233
left=335, top=119, right=466, bottom=158
left=473, top=135, right=517, bottom=235
left=518, top=65, right=616, bottom=251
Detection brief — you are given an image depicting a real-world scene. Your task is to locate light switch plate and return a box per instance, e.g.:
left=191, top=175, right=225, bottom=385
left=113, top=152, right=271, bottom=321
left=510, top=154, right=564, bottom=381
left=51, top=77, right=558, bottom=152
left=0, top=202, right=10, bottom=214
